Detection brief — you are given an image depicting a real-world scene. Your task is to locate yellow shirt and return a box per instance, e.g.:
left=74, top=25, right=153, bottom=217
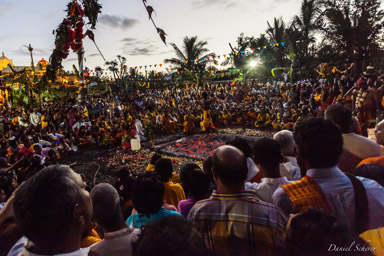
left=41, top=115, right=48, bottom=129
left=163, top=181, right=186, bottom=208
left=360, top=227, right=384, bottom=256
left=80, top=228, right=101, bottom=248
left=146, top=163, right=155, bottom=171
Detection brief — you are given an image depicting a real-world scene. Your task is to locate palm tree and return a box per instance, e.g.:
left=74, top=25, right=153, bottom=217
left=293, top=0, right=321, bottom=58
left=266, top=17, right=289, bottom=67
left=105, top=55, right=127, bottom=80
left=164, top=36, right=216, bottom=73
left=318, top=0, right=384, bottom=73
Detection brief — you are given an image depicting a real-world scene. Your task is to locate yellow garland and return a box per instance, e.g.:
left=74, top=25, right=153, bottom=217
left=316, top=63, right=354, bottom=76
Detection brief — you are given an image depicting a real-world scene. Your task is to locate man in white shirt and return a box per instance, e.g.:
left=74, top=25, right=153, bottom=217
left=273, top=118, right=384, bottom=233
left=246, top=138, right=291, bottom=203
left=90, top=183, right=139, bottom=256
left=273, top=130, right=301, bottom=181
left=325, top=104, right=382, bottom=173
left=29, top=109, right=41, bottom=127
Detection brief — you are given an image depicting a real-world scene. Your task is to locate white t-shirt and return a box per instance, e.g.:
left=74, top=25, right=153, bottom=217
left=8, top=237, right=91, bottom=256
left=342, top=133, right=382, bottom=159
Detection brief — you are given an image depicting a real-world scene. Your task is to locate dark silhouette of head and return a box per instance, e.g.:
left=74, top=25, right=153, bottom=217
left=154, top=158, right=173, bottom=182
left=325, top=104, right=353, bottom=133
left=131, top=172, right=164, bottom=217
left=132, top=216, right=208, bottom=256
left=294, top=118, right=343, bottom=169
left=13, top=165, right=92, bottom=253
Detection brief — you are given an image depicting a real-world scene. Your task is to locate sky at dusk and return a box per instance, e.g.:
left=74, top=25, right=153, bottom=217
left=0, top=0, right=303, bottom=73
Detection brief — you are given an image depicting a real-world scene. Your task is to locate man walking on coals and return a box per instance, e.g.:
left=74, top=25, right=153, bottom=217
left=200, top=91, right=216, bottom=133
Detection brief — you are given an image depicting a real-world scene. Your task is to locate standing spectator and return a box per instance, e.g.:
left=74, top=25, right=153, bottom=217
left=154, top=158, right=186, bottom=208
left=325, top=104, right=382, bottom=173
left=273, top=118, right=384, bottom=234
left=9, top=165, right=93, bottom=255
left=273, top=130, right=301, bottom=180
left=286, top=209, right=373, bottom=256
left=178, top=166, right=211, bottom=218
left=246, top=138, right=291, bottom=203
left=126, top=172, right=182, bottom=229
left=132, top=216, right=208, bottom=256
left=90, top=183, right=140, bottom=256
left=188, top=145, right=286, bottom=256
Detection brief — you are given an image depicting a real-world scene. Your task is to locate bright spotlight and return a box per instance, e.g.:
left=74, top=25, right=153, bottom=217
left=250, top=60, right=258, bottom=67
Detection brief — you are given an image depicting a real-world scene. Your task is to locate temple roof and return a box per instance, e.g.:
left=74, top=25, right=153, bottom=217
left=0, top=52, right=11, bottom=61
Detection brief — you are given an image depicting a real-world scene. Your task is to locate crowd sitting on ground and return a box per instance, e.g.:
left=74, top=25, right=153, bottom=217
left=2, top=71, right=384, bottom=255
left=2, top=110, right=384, bottom=255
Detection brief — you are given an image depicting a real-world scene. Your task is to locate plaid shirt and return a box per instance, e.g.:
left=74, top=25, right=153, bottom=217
left=188, top=190, right=286, bottom=256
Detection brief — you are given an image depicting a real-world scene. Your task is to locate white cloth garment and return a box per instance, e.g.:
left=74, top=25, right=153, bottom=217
left=246, top=177, right=291, bottom=204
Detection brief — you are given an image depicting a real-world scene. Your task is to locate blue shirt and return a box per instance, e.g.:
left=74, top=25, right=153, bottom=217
left=126, top=207, right=183, bottom=228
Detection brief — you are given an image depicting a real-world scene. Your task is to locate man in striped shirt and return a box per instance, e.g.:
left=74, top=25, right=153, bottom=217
left=188, top=145, right=287, bottom=256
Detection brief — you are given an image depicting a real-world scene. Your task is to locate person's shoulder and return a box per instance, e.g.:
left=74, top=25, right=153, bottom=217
left=161, top=207, right=183, bottom=217
left=169, top=182, right=183, bottom=189
left=358, top=176, right=384, bottom=191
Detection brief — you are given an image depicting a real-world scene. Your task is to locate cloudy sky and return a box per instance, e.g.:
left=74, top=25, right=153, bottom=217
left=0, top=0, right=302, bottom=72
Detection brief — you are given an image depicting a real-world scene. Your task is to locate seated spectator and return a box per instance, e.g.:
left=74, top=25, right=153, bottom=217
left=178, top=167, right=211, bottom=218
left=325, top=104, right=382, bottom=173
left=273, top=118, right=384, bottom=234
left=355, top=164, right=384, bottom=187
left=10, top=165, right=93, bottom=255
left=132, top=216, right=208, bottom=256
left=154, top=158, right=186, bottom=208
left=126, top=172, right=182, bottom=229
left=246, top=137, right=291, bottom=203
left=188, top=145, right=286, bottom=256
left=286, top=209, right=373, bottom=256
left=90, top=183, right=140, bottom=256
left=273, top=130, right=301, bottom=180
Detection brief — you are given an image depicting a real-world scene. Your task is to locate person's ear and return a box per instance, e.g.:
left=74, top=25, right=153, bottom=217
left=211, top=167, right=218, bottom=184
left=73, top=203, right=85, bottom=225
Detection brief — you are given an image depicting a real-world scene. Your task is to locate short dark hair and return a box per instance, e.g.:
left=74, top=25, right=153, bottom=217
left=91, top=183, right=122, bottom=230
left=355, top=164, right=384, bottom=187
left=180, top=162, right=201, bottom=197
left=187, top=168, right=210, bottom=199
left=154, top=158, right=173, bottom=182
left=325, top=104, right=353, bottom=133
left=132, top=172, right=164, bottom=217
left=202, top=155, right=214, bottom=183
left=225, top=137, right=252, bottom=158
left=294, top=118, right=343, bottom=168
left=252, top=137, right=282, bottom=170
left=286, top=209, right=362, bottom=256
left=13, top=165, right=81, bottom=243
left=150, top=154, right=162, bottom=165
left=212, top=146, right=247, bottom=185
left=132, top=216, right=208, bottom=256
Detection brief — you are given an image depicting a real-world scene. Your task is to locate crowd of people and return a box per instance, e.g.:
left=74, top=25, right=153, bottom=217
left=1, top=72, right=384, bottom=255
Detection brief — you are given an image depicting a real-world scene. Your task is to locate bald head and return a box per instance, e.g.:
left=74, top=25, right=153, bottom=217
left=212, top=145, right=247, bottom=186
left=91, top=183, right=123, bottom=231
